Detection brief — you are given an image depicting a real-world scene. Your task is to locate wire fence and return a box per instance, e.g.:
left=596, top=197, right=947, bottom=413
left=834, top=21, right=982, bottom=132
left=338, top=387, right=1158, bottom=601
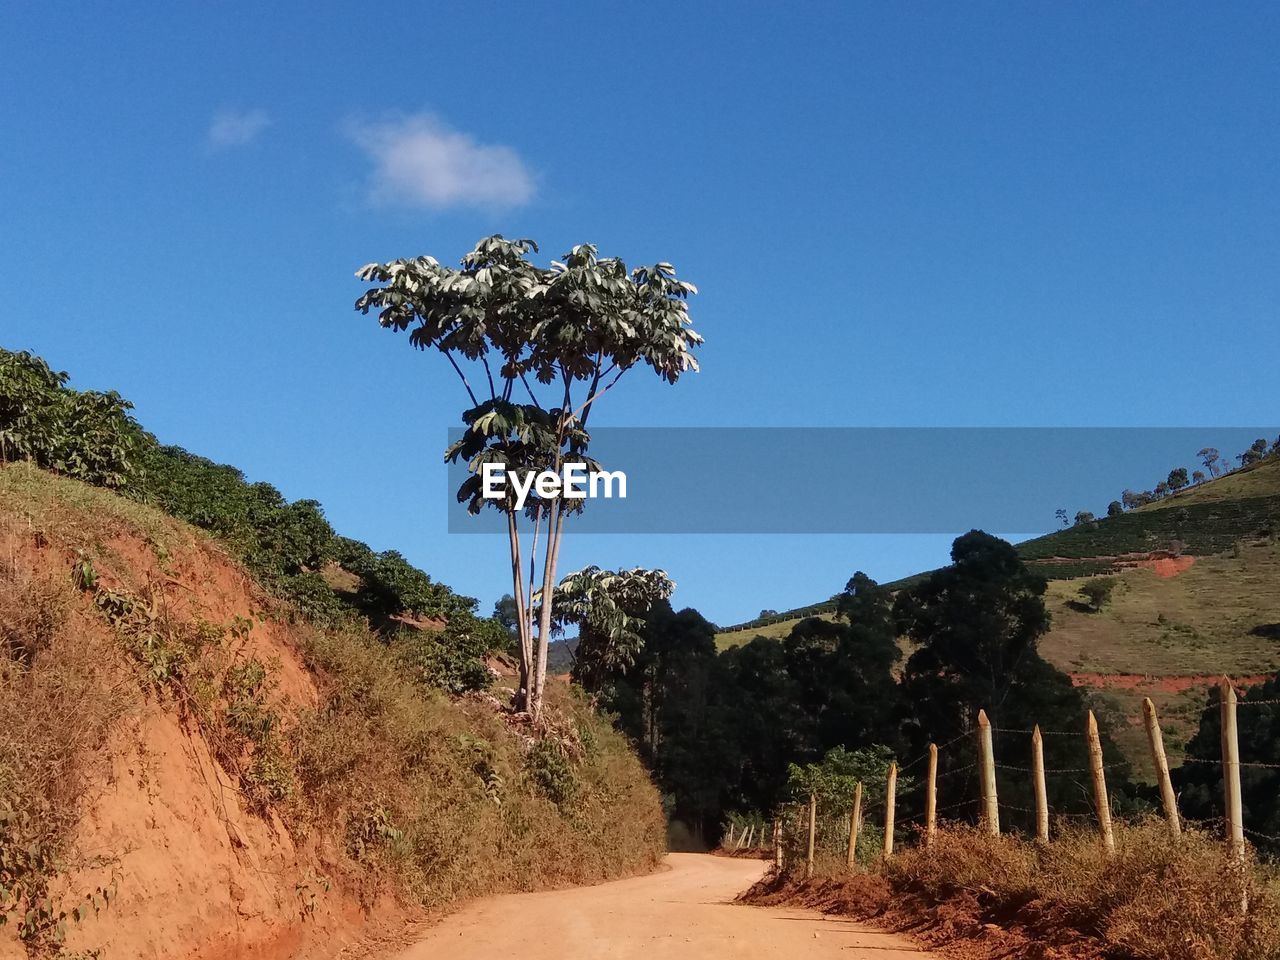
left=756, top=678, right=1273, bottom=876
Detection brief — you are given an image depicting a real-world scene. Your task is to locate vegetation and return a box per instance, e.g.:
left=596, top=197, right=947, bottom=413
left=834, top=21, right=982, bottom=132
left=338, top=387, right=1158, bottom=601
left=756, top=821, right=1280, bottom=960
left=355, top=235, right=702, bottom=720
left=1077, top=575, right=1118, bottom=612
left=0, top=345, right=501, bottom=687
left=0, top=463, right=665, bottom=953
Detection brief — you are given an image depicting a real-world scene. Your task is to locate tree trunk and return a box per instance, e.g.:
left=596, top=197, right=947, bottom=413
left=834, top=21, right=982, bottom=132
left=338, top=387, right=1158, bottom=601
left=506, top=509, right=532, bottom=710
left=530, top=499, right=565, bottom=720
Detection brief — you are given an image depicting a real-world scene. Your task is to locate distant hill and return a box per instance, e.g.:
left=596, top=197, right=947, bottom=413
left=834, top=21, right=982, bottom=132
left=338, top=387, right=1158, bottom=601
left=714, top=456, right=1280, bottom=775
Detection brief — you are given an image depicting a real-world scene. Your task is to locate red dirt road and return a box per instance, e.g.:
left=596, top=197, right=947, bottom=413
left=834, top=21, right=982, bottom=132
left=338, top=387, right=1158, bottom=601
left=391, top=853, right=937, bottom=959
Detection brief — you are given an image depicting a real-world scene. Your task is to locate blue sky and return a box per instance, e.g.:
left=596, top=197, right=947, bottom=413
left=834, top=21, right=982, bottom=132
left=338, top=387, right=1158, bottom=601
left=2, top=3, right=1277, bottom=625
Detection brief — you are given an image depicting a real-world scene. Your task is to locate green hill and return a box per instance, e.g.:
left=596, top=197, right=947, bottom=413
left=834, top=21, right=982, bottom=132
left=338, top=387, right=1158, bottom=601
left=715, top=457, right=1280, bottom=775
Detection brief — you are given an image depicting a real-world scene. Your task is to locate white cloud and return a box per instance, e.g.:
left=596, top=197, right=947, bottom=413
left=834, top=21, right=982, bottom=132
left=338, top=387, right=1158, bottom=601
left=207, top=108, right=270, bottom=148
left=348, top=113, right=535, bottom=210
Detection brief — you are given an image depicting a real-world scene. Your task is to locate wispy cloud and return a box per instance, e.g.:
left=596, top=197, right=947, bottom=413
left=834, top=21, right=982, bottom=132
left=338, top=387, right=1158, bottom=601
left=207, top=108, right=271, bottom=149
left=348, top=113, right=535, bottom=211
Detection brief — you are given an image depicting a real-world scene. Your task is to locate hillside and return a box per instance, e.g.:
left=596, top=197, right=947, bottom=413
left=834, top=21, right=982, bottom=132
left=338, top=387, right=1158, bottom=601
left=715, top=457, right=1280, bottom=774
left=0, top=463, right=664, bottom=959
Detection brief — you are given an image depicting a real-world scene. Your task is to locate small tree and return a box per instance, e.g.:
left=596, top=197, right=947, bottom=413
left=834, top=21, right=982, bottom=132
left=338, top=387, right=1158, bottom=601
left=1078, top=576, right=1118, bottom=612
left=1191, top=469, right=1206, bottom=485
left=356, top=237, right=702, bottom=719
left=1106, top=500, right=1124, bottom=518
left=1054, top=508, right=1069, bottom=527
left=1197, top=446, right=1221, bottom=477
left=1074, top=510, right=1096, bottom=526
left=550, top=565, right=675, bottom=693
left=1167, top=467, right=1189, bottom=493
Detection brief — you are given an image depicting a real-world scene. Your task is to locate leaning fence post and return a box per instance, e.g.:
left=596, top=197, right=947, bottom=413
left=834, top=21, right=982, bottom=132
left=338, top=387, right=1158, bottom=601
left=805, top=790, right=817, bottom=879
left=773, top=817, right=782, bottom=868
left=1031, top=725, right=1049, bottom=844
left=1142, top=697, right=1181, bottom=837
left=882, top=762, right=898, bottom=860
left=1220, top=679, right=1245, bottom=861
left=977, top=709, right=999, bottom=835
left=925, top=743, right=938, bottom=848
left=1086, top=710, right=1115, bottom=854
left=846, top=781, right=863, bottom=870
left=746, top=824, right=756, bottom=849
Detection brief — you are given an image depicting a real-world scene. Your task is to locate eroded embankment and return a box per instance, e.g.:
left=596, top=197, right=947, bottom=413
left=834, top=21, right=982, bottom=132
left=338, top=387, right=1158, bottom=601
left=0, top=465, right=665, bottom=960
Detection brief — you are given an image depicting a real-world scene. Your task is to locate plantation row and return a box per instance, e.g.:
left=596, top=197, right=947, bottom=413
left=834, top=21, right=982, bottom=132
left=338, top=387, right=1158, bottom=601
left=0, top=347, right=508, bottom=689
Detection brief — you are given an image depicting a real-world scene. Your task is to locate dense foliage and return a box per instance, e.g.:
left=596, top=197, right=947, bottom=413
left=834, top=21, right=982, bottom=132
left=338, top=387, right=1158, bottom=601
left=0, top=346, right=501, bottom=693
left=1176, top=676, right=1280, bottom=857
left=0, top=348, right=144, bottom=488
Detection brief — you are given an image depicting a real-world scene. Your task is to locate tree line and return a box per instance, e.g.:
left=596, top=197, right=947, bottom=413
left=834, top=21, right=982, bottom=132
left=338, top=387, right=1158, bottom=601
left=546, top=531, right=1143, bottom=842
left=0, top=346, right=505, bottom=692
left=1059, top=439, right=1280, bottom=526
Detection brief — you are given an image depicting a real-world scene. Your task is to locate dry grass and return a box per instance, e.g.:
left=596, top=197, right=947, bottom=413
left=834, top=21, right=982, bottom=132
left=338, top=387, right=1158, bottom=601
left=0, top=463, right=666, bottom=950
left=292, top=625, right=665, bottom=907
left=0, top=548, right=137, bottom=951
left=875, top=821, right=1280, bottom=960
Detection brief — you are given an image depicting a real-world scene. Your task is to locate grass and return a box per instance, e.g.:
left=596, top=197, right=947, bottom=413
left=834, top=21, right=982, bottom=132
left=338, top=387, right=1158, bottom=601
left=752, top=820, right=1280, bottom=960
left=0, top=463, right=666, bottom=953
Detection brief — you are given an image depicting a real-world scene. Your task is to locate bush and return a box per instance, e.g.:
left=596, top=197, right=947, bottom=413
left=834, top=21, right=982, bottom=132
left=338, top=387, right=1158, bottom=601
left=0, top=348, right=145, bottom=488
left=883, top=821, right=1280, bottom=960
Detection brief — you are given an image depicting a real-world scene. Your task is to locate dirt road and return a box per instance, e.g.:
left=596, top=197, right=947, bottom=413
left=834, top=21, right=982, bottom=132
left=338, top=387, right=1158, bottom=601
left=392, top=853, right=936, bottom=959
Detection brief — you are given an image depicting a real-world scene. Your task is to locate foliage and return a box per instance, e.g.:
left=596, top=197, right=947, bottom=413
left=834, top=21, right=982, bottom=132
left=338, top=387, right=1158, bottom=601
left=1176, top=675, right=1280, bottom=857
left=390, top=612, right=498, bottom=695
left=0, top=348, right=145, bottom=488
left=896, top=531, right=1125, bottom=825
left=356, top=235, right=703, bottom=718
left=554, top=565, right=674, bottom=692
left=786, top=745, right=900, bottom=809
left=1078, top=575, right=1118, bottom=612
left=333, top=537, right=476, bottom=624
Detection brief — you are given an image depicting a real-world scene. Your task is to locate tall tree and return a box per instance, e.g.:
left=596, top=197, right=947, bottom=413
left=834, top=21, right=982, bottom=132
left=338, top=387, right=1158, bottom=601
left=356, top=237, right=702, bottom=718
left=895, top=531, right=1116, bottom=825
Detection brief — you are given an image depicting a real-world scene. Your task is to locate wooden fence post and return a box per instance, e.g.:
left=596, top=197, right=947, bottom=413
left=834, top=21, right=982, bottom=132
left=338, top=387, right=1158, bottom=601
left=925, top=743, right=938, bottom=848
left=1086, top=710, right=1115, bottom=854
left=805, top=790, right=817, bottom=879
left=1220, top=679, right=1245, bottom=861
left=1142, top=698, right=1181, bottom=837
left=846, top=781, right=863, bottom=870
left=773, top=817, right=782, bottom=869
left=977, top=709, right=999, bottom=835
left=726, top=823, right=736, bottom=850
left=882, top=762, right=898, bottom=860
left=746, top=825, right=756, bottom=849
left=1031, top=725, right=1049, bottom=845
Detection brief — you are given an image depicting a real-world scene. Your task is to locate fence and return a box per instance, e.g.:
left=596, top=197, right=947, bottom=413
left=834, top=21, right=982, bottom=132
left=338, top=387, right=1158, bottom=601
left=770, top=678, right=1272, bottom=880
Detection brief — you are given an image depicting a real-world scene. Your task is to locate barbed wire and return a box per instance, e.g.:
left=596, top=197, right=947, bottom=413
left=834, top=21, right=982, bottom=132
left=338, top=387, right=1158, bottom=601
left=994, top=761, right=1125, bottom=774
left=1235, top=698, right=1280, bottom=708
left=1242, top=825, right=1280, bottom=843
left=992, top=725, right=1090, bottom=737
left=935, top=762, right=978, bottom=781
left=1180, top=757, right=1280, bottom=770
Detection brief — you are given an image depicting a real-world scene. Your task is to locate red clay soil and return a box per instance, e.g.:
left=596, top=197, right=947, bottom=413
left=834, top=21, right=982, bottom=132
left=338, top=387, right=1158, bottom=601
left=1131, top=554, right=1195, bottom=577
left=1068, top=672, right=1272, bottom=693
left=740, top=870, right=1107, bottom=960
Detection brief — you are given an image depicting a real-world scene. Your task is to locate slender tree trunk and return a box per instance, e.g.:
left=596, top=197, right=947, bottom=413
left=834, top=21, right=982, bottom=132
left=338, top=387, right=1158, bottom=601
left=530, top=499, right=565, bottom=720
left=506, top=509, right=532, bottom=710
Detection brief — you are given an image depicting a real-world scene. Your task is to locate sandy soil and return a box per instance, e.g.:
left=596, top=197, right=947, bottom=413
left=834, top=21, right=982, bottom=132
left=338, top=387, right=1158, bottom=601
left=389, top=853, right=938, bottom=959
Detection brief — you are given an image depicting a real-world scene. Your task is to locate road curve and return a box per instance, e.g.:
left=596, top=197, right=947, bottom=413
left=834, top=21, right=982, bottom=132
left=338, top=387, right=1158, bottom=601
left=391, top=852, right=938, bottom=959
